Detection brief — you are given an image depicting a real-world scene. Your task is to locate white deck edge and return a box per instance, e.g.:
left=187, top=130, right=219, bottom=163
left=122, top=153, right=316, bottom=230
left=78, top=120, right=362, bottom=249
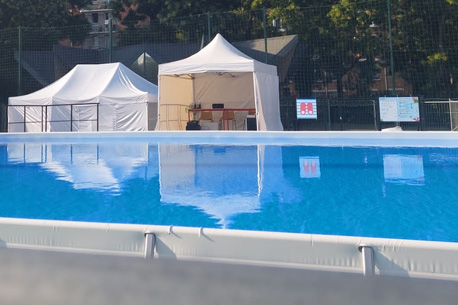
left=1, top=130, right=458, bottom=147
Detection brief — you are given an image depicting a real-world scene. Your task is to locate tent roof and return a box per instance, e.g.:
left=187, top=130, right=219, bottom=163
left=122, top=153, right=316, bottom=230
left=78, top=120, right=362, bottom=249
left=9, top=63, right=158, bottom=106
left=159, top=34, right=277, bottom=75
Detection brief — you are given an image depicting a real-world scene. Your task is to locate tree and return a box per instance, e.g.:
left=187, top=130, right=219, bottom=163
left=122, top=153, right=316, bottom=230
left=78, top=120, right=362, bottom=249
left=0, top=0, right=90, bottom=28
left=109, top=0, right=238, bottom=24
left=325, top=0, right=386, bottom=98
left=392, top=0, right=458, bottom=97
left=250, top=0, right=458, bottom=99
left=249, top=0, right=383, bottom=98
left=0, top=0, right=91, bottom=106
left=109, top=0, right=240, bottom=44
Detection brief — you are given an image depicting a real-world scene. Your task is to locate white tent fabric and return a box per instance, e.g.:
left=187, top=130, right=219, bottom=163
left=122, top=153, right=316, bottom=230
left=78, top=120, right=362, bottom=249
left=8, top=63, right=158, bottom=132
left=157, top=34, right=283, bottom=131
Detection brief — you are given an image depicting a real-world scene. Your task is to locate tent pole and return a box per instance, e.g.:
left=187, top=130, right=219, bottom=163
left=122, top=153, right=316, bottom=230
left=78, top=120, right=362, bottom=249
left=192, top=75, right=195, bottom=113
left=70, top=105, right=73, bottom=132
left=97, top=104, right=100, bottom=131
left=23, top=106, right=26, bottom=132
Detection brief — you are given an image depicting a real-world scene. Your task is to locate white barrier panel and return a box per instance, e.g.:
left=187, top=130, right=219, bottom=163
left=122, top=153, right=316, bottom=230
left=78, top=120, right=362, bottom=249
left=0, top=218, right=457, bottom=281
left=153, top=226, right=458, bottom=280
left=0, top=218, right=147, bottom=256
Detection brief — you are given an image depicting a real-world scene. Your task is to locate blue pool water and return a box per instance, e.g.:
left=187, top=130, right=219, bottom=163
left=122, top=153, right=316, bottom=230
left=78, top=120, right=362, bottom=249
left=1, top=139, right=458, bottom=242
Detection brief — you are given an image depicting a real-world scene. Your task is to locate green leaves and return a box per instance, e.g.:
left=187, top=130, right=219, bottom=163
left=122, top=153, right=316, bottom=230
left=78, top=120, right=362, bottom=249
left=0, top=0, right=89, bottom=28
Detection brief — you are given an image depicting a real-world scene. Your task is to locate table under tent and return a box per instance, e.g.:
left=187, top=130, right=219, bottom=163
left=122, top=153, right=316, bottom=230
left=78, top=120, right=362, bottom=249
left=8, top=63, right=158, bottom=132
left=156, top=34, right=283, bottom=131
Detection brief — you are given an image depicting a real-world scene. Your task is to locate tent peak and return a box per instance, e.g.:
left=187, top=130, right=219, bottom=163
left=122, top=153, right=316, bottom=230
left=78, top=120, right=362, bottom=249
left=159, top=33, right=278, bottom=75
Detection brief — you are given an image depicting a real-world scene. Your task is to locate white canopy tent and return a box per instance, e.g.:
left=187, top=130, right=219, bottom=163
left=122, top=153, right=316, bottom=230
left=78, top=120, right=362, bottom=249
left=8, top=63, right=158, bottom=132
left=156, top=34, right=283, bottom=131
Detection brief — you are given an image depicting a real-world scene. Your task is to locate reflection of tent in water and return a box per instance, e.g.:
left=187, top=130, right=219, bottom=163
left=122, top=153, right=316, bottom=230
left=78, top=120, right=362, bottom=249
left=159, top=144, right=300, bottom=228
left=7, top=142, right=158, bottom=194
left=159, top=144, right=260, bottom=228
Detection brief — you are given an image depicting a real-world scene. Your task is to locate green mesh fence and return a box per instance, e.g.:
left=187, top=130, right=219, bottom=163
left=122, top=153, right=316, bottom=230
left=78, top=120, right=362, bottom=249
left=1, top=0, right=457, bottom=131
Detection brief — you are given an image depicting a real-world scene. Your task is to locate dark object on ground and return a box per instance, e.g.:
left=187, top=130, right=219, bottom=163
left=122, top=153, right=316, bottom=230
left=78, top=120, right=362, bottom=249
left=186, top=121, right=201, bottom=130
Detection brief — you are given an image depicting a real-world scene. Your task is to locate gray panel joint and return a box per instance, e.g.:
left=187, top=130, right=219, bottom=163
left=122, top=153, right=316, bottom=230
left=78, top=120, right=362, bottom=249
left=144, top=232, right=156, bottom=259
left=358, top=245, right=374, bottom=276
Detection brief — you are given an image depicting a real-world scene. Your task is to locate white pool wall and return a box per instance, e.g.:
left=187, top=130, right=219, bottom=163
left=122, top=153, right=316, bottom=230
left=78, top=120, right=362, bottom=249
left=0, top=218, right=457, bottom=281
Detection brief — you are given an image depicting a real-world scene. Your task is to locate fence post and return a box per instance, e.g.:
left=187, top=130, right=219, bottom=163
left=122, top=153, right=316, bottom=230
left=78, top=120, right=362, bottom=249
left=207, top=12, right=211, bottom=44
left=263, top=7, right=268, bottom=64
left=339, top=103, right=343, bottom=131
left=17, top=26, right=22, bottom=96
left=109, top=18, right=113, bottom=63
left=327, top=99, right=331, bottom=130
left=418, top=97, right=424, bottom=131
left=372, top=99, right=378, bottom=130
left=387, top=0, right=395, bottom=96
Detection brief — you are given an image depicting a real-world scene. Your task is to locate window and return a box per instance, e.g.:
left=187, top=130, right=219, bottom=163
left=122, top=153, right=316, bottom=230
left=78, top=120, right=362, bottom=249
left=92, top=13, right=99, bottom=24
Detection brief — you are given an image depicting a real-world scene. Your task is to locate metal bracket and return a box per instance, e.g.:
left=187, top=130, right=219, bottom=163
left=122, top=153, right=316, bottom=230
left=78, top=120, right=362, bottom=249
left=144, top=232, right=156, bottom=259
left=358, top=245, right=374, bottom=276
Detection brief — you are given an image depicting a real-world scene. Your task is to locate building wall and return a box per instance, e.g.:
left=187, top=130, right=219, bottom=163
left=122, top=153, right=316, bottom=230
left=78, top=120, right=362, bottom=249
left=81, top=1, right=112, bottom=49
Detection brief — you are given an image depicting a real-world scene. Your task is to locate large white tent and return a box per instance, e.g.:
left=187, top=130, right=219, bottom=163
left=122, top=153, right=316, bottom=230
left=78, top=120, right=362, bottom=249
left=156, top=34, right=283, bottom=131
left=8, top=63, right=158, bottom=132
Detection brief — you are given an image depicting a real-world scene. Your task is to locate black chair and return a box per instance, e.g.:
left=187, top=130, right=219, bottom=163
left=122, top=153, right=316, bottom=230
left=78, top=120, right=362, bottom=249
left=212, top=103, right=224, bottom=109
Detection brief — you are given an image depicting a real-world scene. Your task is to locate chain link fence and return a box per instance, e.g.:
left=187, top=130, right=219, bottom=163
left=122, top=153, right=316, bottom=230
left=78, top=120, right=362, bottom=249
left=1, top=1, right=457, bottom=132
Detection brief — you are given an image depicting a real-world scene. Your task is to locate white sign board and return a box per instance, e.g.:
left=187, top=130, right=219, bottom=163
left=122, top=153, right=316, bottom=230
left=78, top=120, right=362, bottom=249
left=297, top=98, right=317, bottom=119
left=379, top=97, right=420, bottom=122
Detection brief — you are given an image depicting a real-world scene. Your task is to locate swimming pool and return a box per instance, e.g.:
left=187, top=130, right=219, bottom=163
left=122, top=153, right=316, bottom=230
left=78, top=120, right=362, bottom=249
left=2, top=131, right=458, bottom=243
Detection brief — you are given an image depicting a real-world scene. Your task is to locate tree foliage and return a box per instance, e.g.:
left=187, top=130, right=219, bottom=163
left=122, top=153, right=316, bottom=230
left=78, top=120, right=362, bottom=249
left=392, top=0, right=458, bottom=97
left=0, top=0, right=91, bottom=103
left=1, top=0, right=457, bottom=100
left=0, top=0, right=90, bottom=28
left=0, top=0, right=90, bottom=45
left=249, top=0, right=458, bottom=98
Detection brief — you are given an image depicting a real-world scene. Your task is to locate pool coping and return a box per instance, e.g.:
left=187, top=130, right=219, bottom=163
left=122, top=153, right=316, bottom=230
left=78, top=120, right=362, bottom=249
left=1, top=130, right=458, bottom=147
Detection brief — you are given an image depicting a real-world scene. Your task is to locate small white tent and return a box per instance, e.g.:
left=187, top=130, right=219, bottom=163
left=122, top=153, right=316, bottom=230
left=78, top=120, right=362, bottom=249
left=8, top=63, right=158, bottom=132
left=156, top=34, right=283, bottom=131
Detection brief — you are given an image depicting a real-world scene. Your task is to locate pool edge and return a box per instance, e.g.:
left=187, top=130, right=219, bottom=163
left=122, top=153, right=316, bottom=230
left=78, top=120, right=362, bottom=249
left=0, top=217, right=457, bottom=281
